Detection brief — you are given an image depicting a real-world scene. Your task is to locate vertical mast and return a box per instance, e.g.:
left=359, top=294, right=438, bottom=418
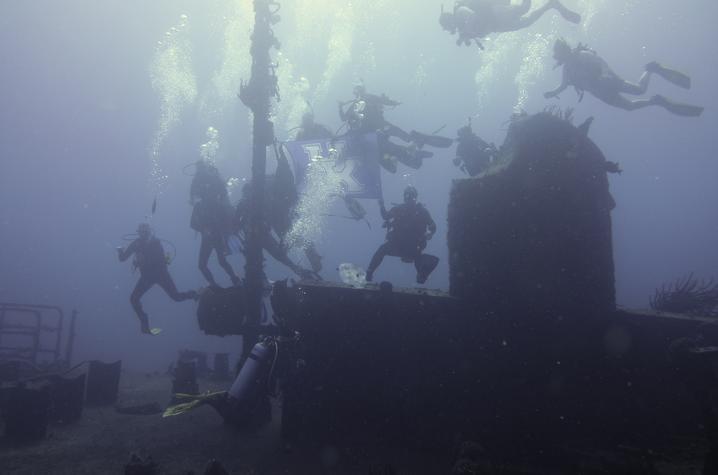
left=239, top=0, right=280, bottom=350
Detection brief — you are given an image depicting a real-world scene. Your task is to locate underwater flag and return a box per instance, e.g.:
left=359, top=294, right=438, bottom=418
left=284, top=133, right=382, bottom=199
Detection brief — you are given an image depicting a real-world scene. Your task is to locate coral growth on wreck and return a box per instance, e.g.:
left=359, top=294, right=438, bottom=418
left=650, top=274, right=718, bottom=317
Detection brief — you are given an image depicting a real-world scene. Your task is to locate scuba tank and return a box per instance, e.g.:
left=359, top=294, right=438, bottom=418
left=163, top=340, right=275, bottom=422
left=228, top=338, right=276, bottom=404
left=221, top=338, right=276, bottom=428
left=349, top=100, right=366, bottom=129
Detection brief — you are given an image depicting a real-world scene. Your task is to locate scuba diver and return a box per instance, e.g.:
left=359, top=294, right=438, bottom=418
left=270, top=146, right=324, bottom=277
left=190, top=160, right=241, bottom=289
left=295, top=111, right=333, bottom=141
left=366, top=186, right=439, bottom=284
left=164, top=282, right=302, bottom=433
left=117, top=223, right=197, bottom=335
left=454, top=120, right=498, bottom=176
left=235, top=181, right=318, bottom=280
left=338, top=85, right=452, bottom=171
left=545, top=38, right=704, bottom=117
left=440, top=0, right=581, bottom=48
left=164, top=337, right=277, bottom=429
left=339, top=85, right=408, bottom=139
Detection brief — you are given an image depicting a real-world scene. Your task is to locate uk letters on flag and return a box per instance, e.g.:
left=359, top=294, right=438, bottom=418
left=283, top=133, right=382, bottom=200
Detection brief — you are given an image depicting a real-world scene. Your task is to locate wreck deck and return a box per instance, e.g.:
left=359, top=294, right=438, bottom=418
left=282, top=280, right=710, bottom=453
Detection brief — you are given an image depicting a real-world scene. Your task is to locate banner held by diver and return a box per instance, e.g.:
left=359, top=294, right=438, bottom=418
left=284, top=133, right=382, bottom=200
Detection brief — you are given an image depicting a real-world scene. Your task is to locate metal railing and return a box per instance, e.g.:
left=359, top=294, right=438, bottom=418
left=0, top=302, right=65, bottom=366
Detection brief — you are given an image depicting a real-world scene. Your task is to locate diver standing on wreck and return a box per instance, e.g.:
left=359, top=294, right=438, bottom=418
left=117, top=223, right=197, bottom=334
left=366, top=186, right=439, bottom=284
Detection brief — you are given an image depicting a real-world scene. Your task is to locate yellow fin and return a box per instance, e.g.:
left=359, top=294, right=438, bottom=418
left=163, top=400, right=201, bottom=417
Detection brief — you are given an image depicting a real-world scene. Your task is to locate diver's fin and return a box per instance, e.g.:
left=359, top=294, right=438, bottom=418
left=553, top=1, right=581, bottom=24
left=418, top=149, right=434, bottom=159
left=577, top=116, right=594, bottom=137
left=163, top=391, right=227, bottom=417
left=163, top=399, right=202, bottom=417
left=653, top=95, right=704, bottom=117
left=416, top=254, right=440, bottom=284
left=410, top=130, right=454, bottom=149
left=397, top=156, right=421, bottom=169
left=650, top=63, right=691, bottom=89
left=305, top=246, right=323, bottom=274
left=150, top=328, right=163, bottom=336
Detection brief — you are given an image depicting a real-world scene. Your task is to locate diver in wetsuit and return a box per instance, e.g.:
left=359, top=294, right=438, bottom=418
left=190, top=160, right=240, bottom=288
left=234, top=183, right=317, bottom=280
left=118, top=223, right=197, bottom=334
left=440, top=0, right=581, bottom=48
left=544, top=38, right=704, bottom=117
left=339, top=85, right=411, bottom=141
left=339, top=86, right=451, bottom=170
left=366, top=186, right=439, bottom=284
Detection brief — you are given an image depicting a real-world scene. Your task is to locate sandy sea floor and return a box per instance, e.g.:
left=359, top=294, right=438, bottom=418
left=0, top=371, right=708, bottom=474
left=0, top=371, right=453, bottom=474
